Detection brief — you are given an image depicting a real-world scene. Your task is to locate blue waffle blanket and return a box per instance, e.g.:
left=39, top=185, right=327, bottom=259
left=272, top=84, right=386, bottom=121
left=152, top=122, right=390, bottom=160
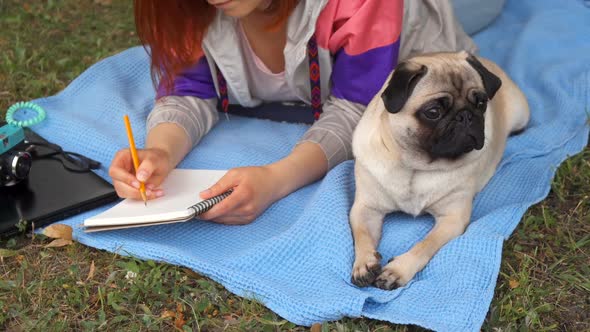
left=30, top=0, right=589, bottom=330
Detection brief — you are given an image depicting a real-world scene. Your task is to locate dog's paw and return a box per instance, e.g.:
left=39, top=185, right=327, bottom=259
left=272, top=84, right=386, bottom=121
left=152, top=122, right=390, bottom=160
left=373, top=254, right=419, bottom=290
left=351, top=251, right=382, bottom=287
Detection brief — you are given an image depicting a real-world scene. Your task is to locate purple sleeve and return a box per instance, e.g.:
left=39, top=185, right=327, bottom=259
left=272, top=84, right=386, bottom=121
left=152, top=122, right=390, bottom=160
left=156, top=56, right=218, bottom=99
left=330, top=41, right=400, bottom=106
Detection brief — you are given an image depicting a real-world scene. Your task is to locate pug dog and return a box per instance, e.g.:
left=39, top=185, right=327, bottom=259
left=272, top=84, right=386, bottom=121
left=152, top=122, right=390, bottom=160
left=349, top=51, right=530, bottom=290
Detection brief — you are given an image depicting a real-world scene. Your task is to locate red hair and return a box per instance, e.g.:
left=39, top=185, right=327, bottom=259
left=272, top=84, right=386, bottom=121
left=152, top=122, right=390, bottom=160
left=134, top=0, right=300, bottom=93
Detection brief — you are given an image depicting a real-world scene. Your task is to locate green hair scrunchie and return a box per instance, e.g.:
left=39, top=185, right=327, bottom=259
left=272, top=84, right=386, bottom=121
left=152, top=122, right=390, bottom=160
left=5, top=101, right=46, bottom=127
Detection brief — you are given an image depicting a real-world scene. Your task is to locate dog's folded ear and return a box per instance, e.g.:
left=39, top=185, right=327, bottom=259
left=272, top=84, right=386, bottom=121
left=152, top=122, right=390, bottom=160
left=381, top=62, right=428, bottom=114
left=466, top=54, right=502, bottom=99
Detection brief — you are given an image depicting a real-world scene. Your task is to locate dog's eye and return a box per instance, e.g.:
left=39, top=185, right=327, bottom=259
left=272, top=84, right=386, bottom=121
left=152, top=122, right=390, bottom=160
left=476, top=99, right=487, bottom=110
left=422, top=107, right=442, bottom=121
left=472, top=91, right=488, bottom=111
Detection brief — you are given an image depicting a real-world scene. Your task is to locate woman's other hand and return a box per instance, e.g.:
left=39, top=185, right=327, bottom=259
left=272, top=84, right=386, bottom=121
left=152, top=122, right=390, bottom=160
left=198, top=142, right=328, bottom=225
left=197, top=166, right=284, bottom=225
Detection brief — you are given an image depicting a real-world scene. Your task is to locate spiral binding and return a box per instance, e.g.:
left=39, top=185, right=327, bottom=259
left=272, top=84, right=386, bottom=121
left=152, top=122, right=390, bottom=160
left=188, top=189, right=233, bottom=217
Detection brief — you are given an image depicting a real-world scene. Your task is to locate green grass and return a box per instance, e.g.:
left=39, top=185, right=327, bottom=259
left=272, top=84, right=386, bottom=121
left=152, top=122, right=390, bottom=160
left=1, top=1, right=589, bottom=331
left=0, top=0, right=136, bottom=112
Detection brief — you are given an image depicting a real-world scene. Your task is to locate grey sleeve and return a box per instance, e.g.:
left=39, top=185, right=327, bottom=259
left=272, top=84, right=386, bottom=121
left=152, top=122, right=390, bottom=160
left=399, top=0, right=479, bottom=61
left=298, top=0, right=475, bottom=170
left=146, top=96, right=219, bottom=147
left=297, top=96, right=364, bottom=170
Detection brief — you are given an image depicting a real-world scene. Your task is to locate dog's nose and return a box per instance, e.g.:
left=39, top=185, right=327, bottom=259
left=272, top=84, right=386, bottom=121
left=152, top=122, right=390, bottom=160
left=455, top=110, right=473, bottom=124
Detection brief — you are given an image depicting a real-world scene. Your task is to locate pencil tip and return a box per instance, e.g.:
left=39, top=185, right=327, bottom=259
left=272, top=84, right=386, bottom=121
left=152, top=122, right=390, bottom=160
left=140, top=191, right=148, bottom=207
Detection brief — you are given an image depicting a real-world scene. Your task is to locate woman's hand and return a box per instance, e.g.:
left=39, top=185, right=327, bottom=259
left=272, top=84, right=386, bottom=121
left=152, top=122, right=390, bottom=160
left=108, top=147, right=173, bottom=200
left=198, top=142, right=328, bottom=225
left=197, top=166, right=284, bottom=225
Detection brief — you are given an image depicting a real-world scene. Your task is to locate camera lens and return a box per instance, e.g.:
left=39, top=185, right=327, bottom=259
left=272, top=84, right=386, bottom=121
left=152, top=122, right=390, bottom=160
left=11, top=151, right=32, bottom=179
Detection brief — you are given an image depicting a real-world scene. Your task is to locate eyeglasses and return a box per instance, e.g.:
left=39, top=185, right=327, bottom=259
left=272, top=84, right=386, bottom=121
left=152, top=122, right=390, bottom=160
left=23, top=140, right=101, bottom=173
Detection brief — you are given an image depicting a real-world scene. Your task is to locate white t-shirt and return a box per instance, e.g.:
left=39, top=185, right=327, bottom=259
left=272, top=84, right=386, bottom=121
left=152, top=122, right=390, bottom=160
left=238, top=23, right=299, bottom=102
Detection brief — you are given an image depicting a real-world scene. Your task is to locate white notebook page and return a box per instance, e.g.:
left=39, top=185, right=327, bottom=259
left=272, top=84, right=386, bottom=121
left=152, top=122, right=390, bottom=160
left=84, top=169, right=227, bottom=227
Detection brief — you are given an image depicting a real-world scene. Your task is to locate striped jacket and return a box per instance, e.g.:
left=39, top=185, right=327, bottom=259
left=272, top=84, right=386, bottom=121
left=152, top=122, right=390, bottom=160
left=147, top=0, right=476, bottom=169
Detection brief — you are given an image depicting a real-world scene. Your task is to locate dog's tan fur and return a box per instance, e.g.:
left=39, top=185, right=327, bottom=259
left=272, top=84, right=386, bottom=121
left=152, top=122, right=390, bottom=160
left=350, top=51, right=529, bottom=289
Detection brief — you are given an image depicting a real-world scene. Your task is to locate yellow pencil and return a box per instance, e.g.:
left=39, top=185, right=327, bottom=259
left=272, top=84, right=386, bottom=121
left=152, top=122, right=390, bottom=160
left=123, top=115, right=148, bottom=206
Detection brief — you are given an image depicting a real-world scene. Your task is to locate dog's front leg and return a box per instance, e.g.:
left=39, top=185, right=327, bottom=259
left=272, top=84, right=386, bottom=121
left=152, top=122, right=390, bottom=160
left=350, top=200, right=387, bottom=287
left=374, top=202, right=472, bottom=290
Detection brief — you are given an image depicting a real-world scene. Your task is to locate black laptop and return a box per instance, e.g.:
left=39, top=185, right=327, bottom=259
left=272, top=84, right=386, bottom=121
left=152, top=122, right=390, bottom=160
left=0, top=127, right=119, bottom=237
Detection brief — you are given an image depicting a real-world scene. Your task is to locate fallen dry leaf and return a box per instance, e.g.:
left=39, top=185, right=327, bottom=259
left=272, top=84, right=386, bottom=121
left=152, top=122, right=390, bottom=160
left=181, top=268, right=201, bottom=279
left=44, top=238, right=73, bottom=248
left=311, top=323, right=322, bottom=332
left=222, top=314, right=239, bottom=325
left=160, top=305, right=186, bottom=329
left=43, top=224, right=73, bottom=241
left=509, top=279, right=520, bottom=289
left=160, top=309, right=176, bottom=319
left=86, top=260, right=96, bottom=281
left=175, top=303, right=186, bottom=329
left=175, top=313, right=186, bottom=328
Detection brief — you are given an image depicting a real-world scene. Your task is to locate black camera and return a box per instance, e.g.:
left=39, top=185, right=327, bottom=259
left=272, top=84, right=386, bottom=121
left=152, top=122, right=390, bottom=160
left=0, top=124, right=32, bottom=187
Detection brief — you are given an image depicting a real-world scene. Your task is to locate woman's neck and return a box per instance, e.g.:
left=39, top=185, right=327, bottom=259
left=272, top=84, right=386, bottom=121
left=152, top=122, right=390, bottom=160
left=239, top=7, right=281, bottom=32
left=239, top=9, right=288, bottom=74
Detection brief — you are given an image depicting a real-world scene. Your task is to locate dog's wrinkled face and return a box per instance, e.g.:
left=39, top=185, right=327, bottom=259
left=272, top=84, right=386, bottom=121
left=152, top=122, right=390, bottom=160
left=380, top=52, right=502, bottom=160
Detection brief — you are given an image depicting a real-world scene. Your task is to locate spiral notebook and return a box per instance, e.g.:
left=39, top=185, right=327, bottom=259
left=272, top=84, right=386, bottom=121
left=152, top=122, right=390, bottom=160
left=83, top=169, right=230, bottom=232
